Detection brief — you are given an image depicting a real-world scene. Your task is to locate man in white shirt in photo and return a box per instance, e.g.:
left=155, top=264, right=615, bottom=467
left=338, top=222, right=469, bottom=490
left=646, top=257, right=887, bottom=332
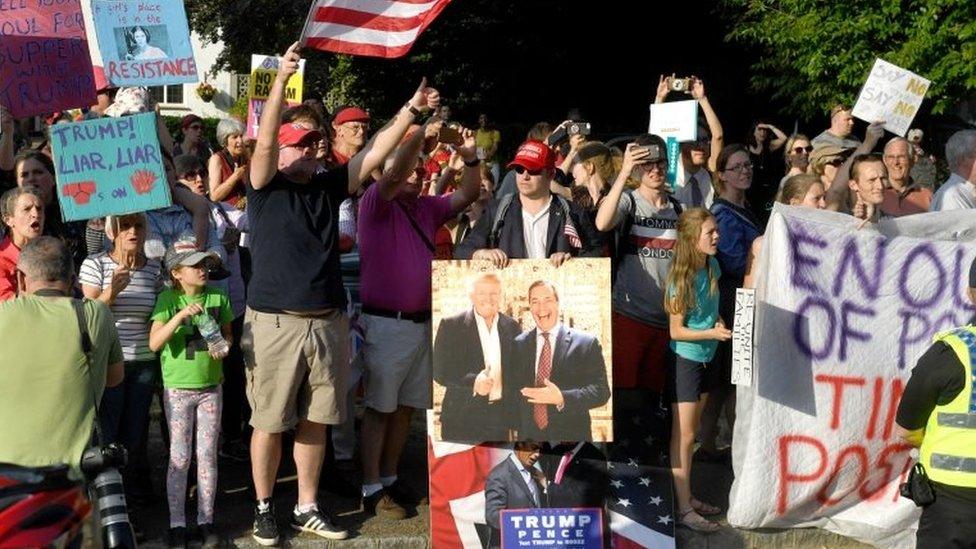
left=931, top=130, right=976, bottom=212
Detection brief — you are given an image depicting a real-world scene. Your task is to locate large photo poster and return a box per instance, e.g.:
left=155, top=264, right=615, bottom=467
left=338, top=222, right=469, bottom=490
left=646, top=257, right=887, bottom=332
left=432, top=259, right=613, bottom=444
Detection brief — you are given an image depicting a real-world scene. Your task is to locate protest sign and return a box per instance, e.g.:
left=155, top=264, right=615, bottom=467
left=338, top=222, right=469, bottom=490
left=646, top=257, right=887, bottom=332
left=500, top=508, right=602, bottom=548
left=728, top=205, right=976, bottom=546
left=648, top=100, right=698, bottom=143
left=91, top=0, right=198, bottom=87
left=431, top=259, right=613, bottom=444
left=731, top=288, right=755, bottom=387
left=0, top=0, right=95, bottom=118
left=852, top=58, right=930, bottom=137
left=51, top=112, right=170, bottom=221
left=246, top=54, right=305, bottom=138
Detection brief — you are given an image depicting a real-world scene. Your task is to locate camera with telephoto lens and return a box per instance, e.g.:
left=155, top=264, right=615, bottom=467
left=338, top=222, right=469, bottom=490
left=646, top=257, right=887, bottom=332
left=547, top=121, right=592, bottom=147
left=670, top=77, right=690, bottom=92
left=81, top=443, right=136, bottom=548
left=567, top=121, right=591, bottom=137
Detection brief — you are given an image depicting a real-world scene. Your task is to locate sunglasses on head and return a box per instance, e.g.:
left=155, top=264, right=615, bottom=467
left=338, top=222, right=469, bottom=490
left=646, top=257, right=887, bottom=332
left=792, top=146, right=813, bottom=154
left=514, top=165, right=543, bottom=176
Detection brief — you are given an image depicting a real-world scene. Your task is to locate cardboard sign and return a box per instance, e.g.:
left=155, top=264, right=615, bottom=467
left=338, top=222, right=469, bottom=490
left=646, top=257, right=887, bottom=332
left=0, top=1, right=95, bottom=118
left=246, top=54, right=305, bottom=138
left=51, top=112, right=171, bottom=221
left=727, top=205, right=976, bottom=545
left=731, top=288, right=755, bottom=386
left=92, top=0, right=198, bottom=87
left=648, top=100, right=698, bottom=143
left=852, top=58, right=930, bottom=137
left=500, top=508, right=603, bottom=548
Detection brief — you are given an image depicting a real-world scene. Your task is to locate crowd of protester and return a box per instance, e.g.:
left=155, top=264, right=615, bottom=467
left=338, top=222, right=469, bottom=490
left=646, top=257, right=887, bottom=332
left=2, top=43, right=976, bottom=548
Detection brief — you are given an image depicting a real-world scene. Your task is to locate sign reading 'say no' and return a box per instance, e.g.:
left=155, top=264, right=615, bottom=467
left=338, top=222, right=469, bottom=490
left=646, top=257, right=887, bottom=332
left=852, top=58, right=930, bottom=137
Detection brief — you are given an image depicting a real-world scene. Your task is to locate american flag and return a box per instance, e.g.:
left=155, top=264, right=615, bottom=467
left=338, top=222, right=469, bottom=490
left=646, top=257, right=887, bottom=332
left=300, top=0, right=453, bottom=59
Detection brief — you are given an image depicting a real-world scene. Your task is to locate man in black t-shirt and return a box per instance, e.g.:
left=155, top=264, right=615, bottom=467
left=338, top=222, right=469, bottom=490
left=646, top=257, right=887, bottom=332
left=242, top=41, right=440, bottom=545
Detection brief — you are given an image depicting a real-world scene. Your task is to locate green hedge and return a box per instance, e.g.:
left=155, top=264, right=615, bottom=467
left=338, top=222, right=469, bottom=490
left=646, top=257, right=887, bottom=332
left=161, top=115, right=220, bottom=148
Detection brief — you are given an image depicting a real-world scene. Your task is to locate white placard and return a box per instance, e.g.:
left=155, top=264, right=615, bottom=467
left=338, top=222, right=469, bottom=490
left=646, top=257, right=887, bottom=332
left=851, top=58, right=930, bottom=137
left=730, top=288, right=755, bottom=386
left=648, top=100, right=698, bottom=142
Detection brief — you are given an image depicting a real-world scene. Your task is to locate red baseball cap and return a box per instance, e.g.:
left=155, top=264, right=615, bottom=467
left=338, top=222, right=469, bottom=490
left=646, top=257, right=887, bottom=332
left=277, top=123, right=323, bottom=147
left=332, top=106, right=370, bottom=126
left=507, top=140, right=556, bottom=171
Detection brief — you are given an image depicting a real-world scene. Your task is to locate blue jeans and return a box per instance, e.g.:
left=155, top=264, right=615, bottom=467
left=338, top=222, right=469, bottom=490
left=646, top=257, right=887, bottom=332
left=98, top=360, right=158, bottom=453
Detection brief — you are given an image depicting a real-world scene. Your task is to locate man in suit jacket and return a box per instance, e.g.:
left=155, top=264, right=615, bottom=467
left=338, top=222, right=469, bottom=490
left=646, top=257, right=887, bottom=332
left=454, top=140, right=602, bottom=267
left=539, top=442, right=609, bottom=509
left=514, top=280, right=610, bottom=442
left=434, top=272, right=522, bottom=443
left=484, top=441, right=548, bottom=548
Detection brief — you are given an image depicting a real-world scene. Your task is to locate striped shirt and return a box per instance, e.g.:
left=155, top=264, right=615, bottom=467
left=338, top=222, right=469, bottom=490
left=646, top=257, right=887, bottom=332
left=79, top=254, right=163, bottom=362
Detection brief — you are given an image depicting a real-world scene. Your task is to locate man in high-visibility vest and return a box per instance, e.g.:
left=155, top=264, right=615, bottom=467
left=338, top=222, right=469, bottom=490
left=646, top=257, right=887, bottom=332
left=895, top=324, right=976, bottom=547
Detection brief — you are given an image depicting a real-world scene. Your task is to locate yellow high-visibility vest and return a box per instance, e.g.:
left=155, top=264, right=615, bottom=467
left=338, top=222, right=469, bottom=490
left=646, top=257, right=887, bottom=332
left=920, top=327, right=976, bottom=488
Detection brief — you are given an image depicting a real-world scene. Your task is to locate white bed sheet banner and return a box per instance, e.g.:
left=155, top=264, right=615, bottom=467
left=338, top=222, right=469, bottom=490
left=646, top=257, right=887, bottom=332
left=728, top=205, right=976, bottom=547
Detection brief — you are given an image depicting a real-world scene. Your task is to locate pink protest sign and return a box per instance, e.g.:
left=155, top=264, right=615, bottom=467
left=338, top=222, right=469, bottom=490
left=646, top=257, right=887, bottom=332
left=0, top=0, right=96, bottom=118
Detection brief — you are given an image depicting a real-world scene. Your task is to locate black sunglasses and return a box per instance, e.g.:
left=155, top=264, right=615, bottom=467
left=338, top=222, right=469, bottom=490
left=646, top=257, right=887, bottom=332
left=514, top=166, right=543, bottom=176
left=792, top=146, right=814, bottom=154
left=181, top=170, right=204, bottom=179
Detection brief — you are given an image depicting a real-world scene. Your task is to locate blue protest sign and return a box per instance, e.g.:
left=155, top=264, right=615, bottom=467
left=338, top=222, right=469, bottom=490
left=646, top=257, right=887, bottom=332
left=666, top=137, right=680, bottom=189
left=500, top=508, right=603, bottom=549
left=51, top=112, right=171, bottom=222
left=91, top=0, right=197, bottom=87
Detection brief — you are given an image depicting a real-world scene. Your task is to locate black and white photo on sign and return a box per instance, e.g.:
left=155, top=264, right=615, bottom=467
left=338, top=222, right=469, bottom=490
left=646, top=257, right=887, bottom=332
left=114, top=25, right=170, bottom=61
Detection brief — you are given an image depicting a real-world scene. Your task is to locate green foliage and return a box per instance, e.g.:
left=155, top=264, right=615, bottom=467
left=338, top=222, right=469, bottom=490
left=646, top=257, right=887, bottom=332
left=720, top=0, right=976, bottom=119
left=161, top=115, right=220, bottom=148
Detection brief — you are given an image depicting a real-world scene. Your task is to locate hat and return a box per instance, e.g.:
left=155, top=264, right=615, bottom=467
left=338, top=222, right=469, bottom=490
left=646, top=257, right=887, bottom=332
left=809, top=144, right=853, bottom=167
left=507, top=140, right=556, bottom=171
left=103, top=87, right=153, bottom=118
left=181, top=114, right=203, bottom=130
left=277, top=123, right=323, bottom=147
left=332, top=106, right=370, bottom=126
left=163, top=238, right=217, bottom=272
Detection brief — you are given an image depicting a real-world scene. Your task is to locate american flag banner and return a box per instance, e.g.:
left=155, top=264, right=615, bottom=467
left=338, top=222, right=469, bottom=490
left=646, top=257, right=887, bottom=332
left=300, top=0, right=453, bottom=58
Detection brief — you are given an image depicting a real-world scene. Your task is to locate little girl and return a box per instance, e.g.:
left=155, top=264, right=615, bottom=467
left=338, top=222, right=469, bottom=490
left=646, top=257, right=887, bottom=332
left=664, top=208, right=731, bottom=533
left=149, top=238, right=233, bottom=549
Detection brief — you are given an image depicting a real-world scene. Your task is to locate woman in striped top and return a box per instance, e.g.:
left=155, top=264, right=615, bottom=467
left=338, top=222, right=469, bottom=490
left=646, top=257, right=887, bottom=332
left=80, top=213, right=162, bottom=466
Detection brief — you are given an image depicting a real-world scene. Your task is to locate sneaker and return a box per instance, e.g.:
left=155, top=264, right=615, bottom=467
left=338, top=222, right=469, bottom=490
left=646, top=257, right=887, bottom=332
left=362, top=489, right=408, bottom=520
left=197, top=523, right=220, bottom=548
left=290, top=506, right=348, bottom=540
left=386, top=479, right=429, bottom=506
left=168, top=526, right=187, bottom=549
left=252, top=500, right=279, bottom=546
left=219, top=439, right=249, bottom=462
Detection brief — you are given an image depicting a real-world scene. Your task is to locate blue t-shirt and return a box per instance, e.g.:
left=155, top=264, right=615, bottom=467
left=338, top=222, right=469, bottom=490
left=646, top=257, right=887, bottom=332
left=669, top=256, right=721, bottom=362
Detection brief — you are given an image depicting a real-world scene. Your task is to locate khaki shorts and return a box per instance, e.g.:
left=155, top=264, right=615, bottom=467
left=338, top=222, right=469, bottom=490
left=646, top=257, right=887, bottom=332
left=360, top=314, right=432, bottom=414
left=242, top=307, right=349, bottom=432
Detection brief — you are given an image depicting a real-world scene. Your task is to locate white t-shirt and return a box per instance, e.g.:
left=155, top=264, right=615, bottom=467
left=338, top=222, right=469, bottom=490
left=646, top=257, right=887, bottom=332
left=930, top=173, right=976, bottom=211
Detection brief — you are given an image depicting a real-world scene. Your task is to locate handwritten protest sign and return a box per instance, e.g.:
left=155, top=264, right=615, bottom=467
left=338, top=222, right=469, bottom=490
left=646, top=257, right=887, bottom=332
left=91, top=0, right=197, bottom=87
left=731, top=288, right=755, bottom=387
left=501, top=508, right=603, bottom=549
left=728, top=205, right=976, bottom=545
left=246, top=54, right=305, bottom=138
left=51, top=112, right=171, bottom=221
left=0, top=0, right=95, bottom=118
left=852, top=58, right=930, bottom=137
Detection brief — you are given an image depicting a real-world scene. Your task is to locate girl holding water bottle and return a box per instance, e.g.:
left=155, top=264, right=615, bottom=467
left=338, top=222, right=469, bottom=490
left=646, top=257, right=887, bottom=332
left=149, top=237, right=233, bottom=548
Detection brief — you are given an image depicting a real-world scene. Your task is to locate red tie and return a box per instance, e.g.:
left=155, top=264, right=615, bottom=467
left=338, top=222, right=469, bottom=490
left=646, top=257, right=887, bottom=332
left=534, top=332, right=552, bottom=430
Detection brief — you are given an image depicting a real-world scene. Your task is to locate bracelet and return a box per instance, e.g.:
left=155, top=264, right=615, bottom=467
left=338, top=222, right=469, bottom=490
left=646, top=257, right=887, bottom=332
left=404, top=103, right=421, bottom=117
left=463, top=157, right=481, bottom=167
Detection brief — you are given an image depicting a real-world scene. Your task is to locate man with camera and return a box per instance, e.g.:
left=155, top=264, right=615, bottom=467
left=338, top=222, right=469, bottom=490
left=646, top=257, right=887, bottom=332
left=0, top=236, right=124, bottom=476
left=895, top=314, right=976, bottom=546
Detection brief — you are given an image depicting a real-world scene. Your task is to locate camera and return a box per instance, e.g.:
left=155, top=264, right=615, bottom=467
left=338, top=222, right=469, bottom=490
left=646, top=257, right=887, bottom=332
left=81, top=444, right=136, bottom=549
left=567, top=122, right=591, bottom=137
left=670, top=78, right=690, bottom=92
left=547, top=121, right=592, bottom=147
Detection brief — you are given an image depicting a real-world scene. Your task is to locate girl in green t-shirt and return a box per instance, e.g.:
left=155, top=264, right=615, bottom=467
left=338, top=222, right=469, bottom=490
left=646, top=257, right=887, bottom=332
left=664, top=208, right=731, bottom=533
left=149, top=241, right=233, bottom=547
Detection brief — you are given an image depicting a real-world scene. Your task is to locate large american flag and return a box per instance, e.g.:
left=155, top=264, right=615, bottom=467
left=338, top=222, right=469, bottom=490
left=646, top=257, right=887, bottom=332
left=427, top=412, right=676, bottom=548
left=300, top=0, right=453, bottom=58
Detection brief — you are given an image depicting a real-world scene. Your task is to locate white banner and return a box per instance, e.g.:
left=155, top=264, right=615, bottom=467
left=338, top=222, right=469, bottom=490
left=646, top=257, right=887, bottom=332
left=731, top=288, right=755, bottom=387
left=729, top=205, right=976, bottom=547
left=852, top=58, right=930, bottom=137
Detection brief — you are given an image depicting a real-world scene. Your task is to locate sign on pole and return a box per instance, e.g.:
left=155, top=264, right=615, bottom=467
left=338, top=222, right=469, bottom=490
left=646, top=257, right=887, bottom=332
left=851, top=58, right=930, bottom=137
left=246, top=54, right=305, bottom=138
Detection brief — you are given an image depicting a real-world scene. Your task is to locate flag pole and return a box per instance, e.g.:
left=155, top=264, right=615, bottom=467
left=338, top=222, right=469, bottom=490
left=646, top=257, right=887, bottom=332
left=298, top=0, right=317, bottom=48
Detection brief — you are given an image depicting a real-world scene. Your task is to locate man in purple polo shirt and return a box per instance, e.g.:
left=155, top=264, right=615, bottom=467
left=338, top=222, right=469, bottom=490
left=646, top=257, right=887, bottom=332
left=357, top=119, right=482, bottom=518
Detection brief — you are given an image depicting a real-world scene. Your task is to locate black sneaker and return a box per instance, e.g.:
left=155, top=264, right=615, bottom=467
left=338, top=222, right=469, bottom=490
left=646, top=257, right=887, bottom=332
left=290, top=506, right=348, bottom=540
left=168, top=526, right=187, bottom=549
left=362, top=489, right=408, bottom=520
left=386, top=479, right=429, bottom=506
left=252, top=500, right=279, bottom=546
left=197, top=523, right=220, bottom=548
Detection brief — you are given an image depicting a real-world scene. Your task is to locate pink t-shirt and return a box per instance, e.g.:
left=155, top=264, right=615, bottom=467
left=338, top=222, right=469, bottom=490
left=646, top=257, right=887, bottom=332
left=358, top=184, right=454, bottom=312
left=0, top=236, right=21, bottom=302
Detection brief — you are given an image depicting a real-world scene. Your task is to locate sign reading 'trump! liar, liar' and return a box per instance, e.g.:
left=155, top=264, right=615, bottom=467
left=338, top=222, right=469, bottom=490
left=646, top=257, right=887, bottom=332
left=92, top=0, right=197, bottom=87
left=51, top=112, right=171, bottom=222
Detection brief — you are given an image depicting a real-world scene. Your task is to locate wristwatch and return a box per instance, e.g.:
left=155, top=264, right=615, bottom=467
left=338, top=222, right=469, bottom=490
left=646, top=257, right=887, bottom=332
left=405, top=103, right=421, bottom=117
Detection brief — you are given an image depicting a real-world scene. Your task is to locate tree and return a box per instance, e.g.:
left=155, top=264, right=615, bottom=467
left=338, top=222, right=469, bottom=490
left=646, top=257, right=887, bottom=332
left=720, top=0, right=976, bottom=119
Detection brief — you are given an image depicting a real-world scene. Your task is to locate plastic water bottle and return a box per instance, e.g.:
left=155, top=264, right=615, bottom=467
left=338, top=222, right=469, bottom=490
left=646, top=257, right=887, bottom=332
left=195, top=314, right=229, bottom=356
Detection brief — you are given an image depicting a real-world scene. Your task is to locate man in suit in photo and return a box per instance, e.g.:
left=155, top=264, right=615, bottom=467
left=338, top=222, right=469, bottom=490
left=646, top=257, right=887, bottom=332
left=434, top=272, right=522, bottom=442
left=515, top=280, right=610, bottom=441
left=484, top=441, right=549, bottom=548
